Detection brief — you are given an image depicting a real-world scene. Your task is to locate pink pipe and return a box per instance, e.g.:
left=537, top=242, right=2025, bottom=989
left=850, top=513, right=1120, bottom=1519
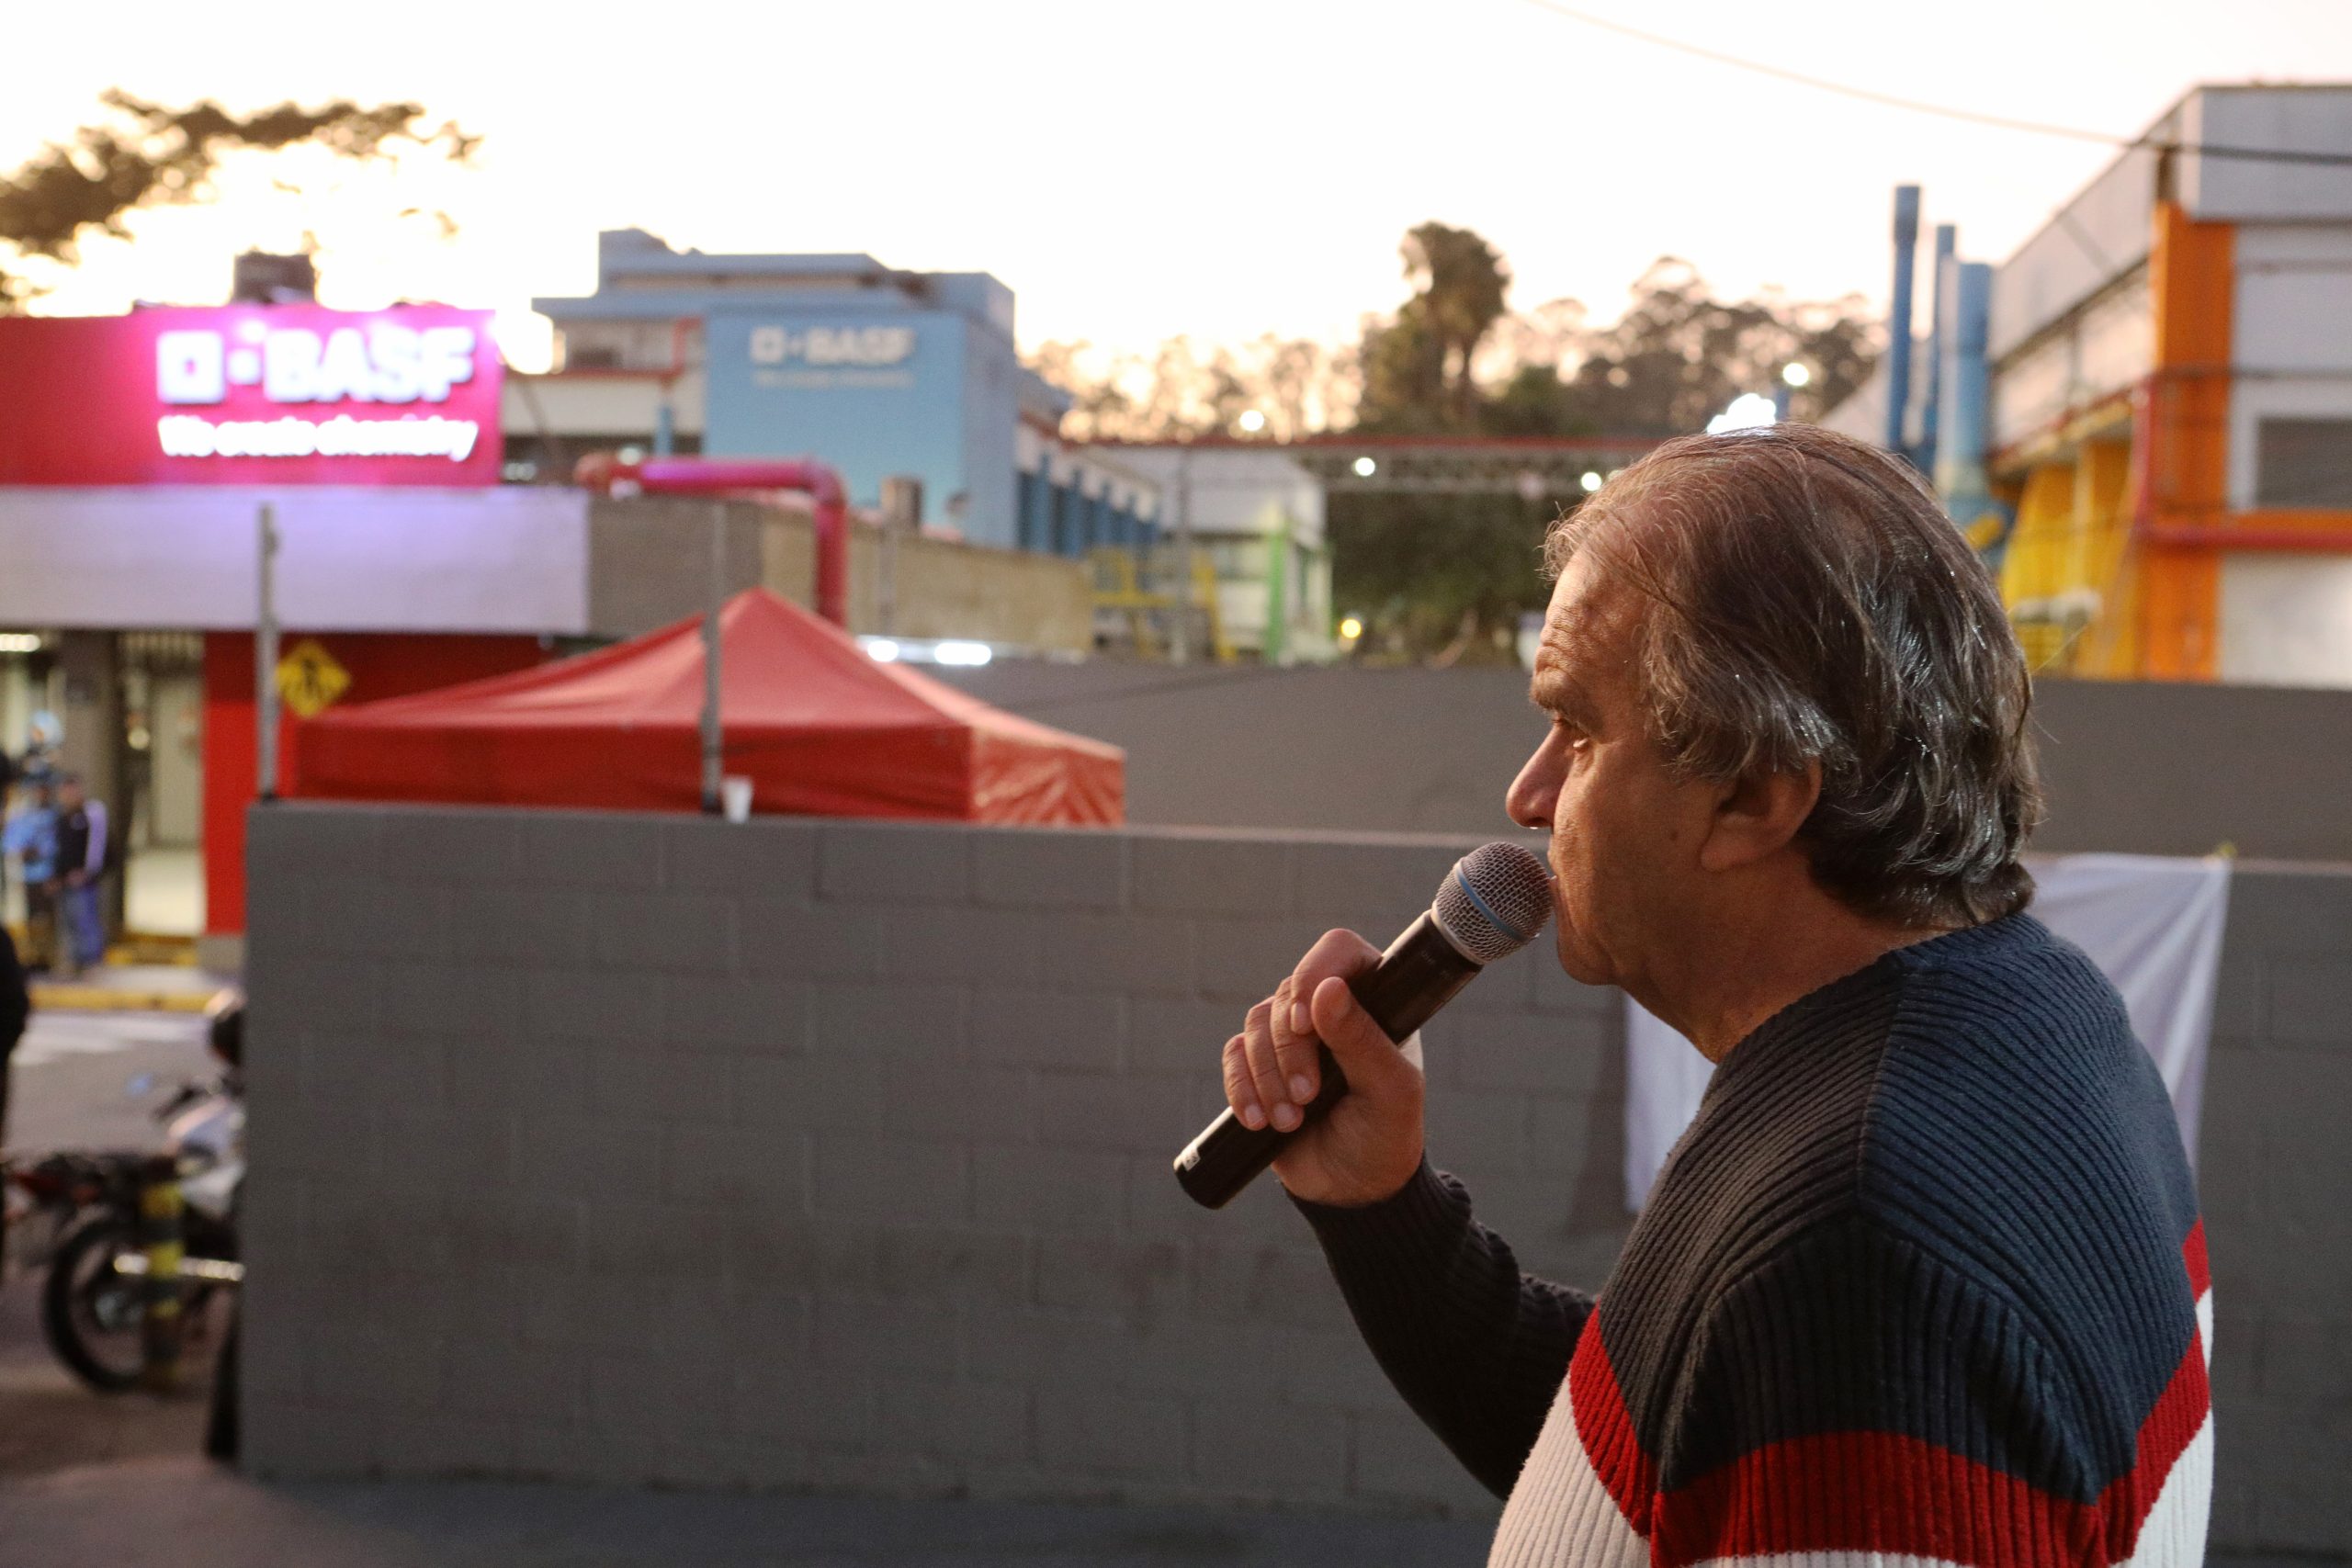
left=576, top=453, right=850, bottom=627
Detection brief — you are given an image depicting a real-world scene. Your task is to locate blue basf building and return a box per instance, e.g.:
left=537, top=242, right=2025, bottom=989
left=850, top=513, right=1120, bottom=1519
left=530, top=231, right=1151, bottom=555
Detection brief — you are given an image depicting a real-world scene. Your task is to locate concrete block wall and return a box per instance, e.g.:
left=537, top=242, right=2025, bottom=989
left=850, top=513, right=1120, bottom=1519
left=2199, top=864, right=2352, bottom=1553
left=934, top=660, right=2352, bottom=863
left=242, top=806, right=1626, bottom=1519
left=241, top=807, right=2352, bottom=1553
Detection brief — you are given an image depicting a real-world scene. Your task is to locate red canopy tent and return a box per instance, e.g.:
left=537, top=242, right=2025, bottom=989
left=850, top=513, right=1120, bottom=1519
left=292, top=589, right=1123, bottom=825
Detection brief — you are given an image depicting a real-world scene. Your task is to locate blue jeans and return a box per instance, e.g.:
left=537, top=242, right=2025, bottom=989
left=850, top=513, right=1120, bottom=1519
left=60, top=882, right=105, bottom=969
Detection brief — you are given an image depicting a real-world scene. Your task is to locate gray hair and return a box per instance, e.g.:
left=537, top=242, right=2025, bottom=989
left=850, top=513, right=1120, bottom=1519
left=1545, top=423, right=2041, bottom=928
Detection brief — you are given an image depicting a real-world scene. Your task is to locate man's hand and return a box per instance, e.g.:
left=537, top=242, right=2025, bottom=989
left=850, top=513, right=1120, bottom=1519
left=1220, top=929, right=1426, bottom=1208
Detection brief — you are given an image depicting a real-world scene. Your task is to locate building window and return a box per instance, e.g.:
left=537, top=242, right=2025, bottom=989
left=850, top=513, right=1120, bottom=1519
left=2256, top=418, right=2352, bottom=508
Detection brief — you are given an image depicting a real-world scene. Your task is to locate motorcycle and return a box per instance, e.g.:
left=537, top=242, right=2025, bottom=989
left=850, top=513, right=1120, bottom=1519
left=1, top=993, right=244, bottom=1393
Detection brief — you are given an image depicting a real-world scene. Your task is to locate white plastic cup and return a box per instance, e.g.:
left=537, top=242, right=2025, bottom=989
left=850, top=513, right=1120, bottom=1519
left=721, top=775, right=753, bottom=823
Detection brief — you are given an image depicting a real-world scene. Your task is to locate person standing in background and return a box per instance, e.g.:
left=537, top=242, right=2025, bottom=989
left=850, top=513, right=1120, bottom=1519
left=51, top=774, right=108, bottom=979
left=0, top=749, right=15, bottom=909
left=4, top=780, right=58, bottom=975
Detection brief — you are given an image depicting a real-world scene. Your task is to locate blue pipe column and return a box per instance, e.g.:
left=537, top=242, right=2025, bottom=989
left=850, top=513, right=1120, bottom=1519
left=1918, top=222, right=1958, bottom=475
left=1885, top=186, right=1921, bottom=456
left=1933, top=257, right=1997, bottom=540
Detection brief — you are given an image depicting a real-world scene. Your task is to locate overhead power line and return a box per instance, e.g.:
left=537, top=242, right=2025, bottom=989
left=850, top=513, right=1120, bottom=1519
left=1510, top=0, right=2352, bottom=169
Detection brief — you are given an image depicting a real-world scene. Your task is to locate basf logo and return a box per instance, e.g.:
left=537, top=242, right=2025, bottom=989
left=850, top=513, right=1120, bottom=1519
left=0, top=306, right=503, bottom=487
left=748, top=323, right=917, bottom=368
left=745, top=321, right=921, bottom=392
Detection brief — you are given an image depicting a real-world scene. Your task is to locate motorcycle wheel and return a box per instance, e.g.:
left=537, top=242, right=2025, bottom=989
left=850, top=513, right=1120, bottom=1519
left=41, top=1215, right=151, bottom=1393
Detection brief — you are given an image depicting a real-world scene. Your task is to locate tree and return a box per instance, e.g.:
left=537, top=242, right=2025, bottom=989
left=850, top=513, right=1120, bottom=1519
left=1509, top=258, right=1877, bottom=436
left=1028, top=333, right=1356, bottom=442
left=0, top=91, right=480, bottom=310
left=1331, top=491, right=1558, bottom=667
left=1356, top=221, right=1510, bottom=434
left=1022, top=223, right=1883, bottom=663
left=1334, top=250, right=1882, bottom=661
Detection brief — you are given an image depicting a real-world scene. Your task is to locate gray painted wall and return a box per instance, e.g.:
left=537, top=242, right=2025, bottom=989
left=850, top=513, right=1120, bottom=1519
left=934, top=662, right=2352, bottom=863
left=242, top=806, right=2349, bottom=1553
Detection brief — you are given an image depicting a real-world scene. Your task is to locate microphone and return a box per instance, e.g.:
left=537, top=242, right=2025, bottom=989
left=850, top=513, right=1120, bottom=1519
left=1173, top=840, right=1555, bottom=1209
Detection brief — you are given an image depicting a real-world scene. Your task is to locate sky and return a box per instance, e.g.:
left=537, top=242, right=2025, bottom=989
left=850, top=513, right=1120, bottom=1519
left=5, top=0, right=2350, bottom=371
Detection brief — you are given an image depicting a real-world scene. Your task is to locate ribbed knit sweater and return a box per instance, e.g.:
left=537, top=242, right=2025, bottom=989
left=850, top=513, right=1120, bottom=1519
left=1297, top=914, right=2211, bottom=1567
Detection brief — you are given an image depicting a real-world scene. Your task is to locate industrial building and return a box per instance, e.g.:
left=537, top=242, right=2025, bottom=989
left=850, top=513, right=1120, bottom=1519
left=1074, top=442, right=1335, bottom=664
left=0, top=295, right=1095, bottom=960
left=1826, top=84, right=2352, bottom=687
left=514, top=231, right=1161, bottom=558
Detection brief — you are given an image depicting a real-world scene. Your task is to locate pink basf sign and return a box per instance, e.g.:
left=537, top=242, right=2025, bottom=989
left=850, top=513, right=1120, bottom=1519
left=0, top=305, right=503, bottom=487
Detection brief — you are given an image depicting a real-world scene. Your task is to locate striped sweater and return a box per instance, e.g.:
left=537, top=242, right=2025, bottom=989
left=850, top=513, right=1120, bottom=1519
left=1298, top=914, right=2211, bottom=1567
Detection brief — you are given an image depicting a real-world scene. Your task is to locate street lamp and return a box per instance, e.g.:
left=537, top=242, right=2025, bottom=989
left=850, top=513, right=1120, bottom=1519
left=1579, top=470, right=1603, bottom=493
left=1238, top=410, right=1266, bottom=434
left=1774, top=361, right=1810, bottom=422
left=1352, top=456, right=1377, bottom=479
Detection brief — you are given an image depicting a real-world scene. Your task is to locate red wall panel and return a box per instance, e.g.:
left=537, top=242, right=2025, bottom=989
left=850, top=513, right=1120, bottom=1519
left=202, top=631, right=548, bottom=934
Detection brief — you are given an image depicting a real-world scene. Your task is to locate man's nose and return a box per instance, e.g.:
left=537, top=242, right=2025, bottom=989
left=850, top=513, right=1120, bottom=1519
left=1505, top=744, right=1560, bottom=832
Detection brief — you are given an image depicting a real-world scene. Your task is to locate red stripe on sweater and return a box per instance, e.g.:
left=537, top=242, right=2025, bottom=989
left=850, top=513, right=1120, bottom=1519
left=1649, top=1428, right=2101, bottom=1568
left=1566, top=1320, right=1657, bottom=1534
left=1637, top=1341, right=2211, bottom=1567
left=2098, top=1334, right=2211, bottom=1561
left=1579, top=1223, right=2212, bottom=1565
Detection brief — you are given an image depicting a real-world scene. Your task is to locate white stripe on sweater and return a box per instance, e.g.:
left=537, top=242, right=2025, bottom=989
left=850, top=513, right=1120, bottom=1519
left=1489, top=1370, right=1644, bottom=1568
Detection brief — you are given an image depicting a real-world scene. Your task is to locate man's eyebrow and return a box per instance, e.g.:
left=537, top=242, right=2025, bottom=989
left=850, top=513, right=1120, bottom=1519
left=1529, top=668, right=1597, bottom=726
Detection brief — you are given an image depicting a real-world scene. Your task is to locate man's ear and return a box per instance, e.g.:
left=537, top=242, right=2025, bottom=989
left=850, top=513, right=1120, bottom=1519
left=1697, top=760, right=1822, bottom=874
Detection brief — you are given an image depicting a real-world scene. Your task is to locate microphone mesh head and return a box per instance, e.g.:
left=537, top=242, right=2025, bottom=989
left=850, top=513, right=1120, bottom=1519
left=1431, top=841, right=1555, bottom=965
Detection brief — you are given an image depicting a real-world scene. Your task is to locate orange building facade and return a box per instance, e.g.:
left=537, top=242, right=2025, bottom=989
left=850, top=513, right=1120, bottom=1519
left=1986, top=85, right=2352, bottom=685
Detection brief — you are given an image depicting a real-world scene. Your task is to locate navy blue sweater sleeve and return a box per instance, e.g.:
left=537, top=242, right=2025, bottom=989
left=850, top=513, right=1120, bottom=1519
left=1294, top=1160, right=1593, bottom=1498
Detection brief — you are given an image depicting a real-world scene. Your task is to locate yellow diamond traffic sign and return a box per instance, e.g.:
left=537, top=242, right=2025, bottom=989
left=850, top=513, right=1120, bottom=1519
left=277, top=638, right=351, bottom=720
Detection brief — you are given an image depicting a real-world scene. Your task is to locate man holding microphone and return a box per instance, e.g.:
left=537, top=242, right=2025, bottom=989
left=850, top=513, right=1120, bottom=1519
left=1221, top=424, right=2210, bottom=1565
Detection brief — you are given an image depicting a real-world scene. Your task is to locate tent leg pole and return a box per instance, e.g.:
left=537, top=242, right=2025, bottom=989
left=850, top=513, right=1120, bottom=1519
left=702, top=502, right=724, bottom=814
left=256, top=502, right=280, bottom=803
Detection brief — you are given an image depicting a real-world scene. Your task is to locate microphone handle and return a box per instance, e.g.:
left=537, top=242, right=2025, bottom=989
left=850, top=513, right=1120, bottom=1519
left=1173, top=912, right=1482, bottom=1209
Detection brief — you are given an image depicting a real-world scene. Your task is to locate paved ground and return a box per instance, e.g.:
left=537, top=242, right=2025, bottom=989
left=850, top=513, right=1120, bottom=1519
left=28, top=964, right=232, bottom=1016
left=6, top=1009, right=214, bottom=1148
left=0, top=1273, right=217, bottom=1481
left=0, top=1456, right=2333, bottom=1568
left=0, top=1458, right=1496, bottom=1568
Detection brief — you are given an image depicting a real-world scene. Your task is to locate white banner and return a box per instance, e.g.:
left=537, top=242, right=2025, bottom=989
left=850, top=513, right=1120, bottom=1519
left=1623, top=853, right=2232, bottom=1212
